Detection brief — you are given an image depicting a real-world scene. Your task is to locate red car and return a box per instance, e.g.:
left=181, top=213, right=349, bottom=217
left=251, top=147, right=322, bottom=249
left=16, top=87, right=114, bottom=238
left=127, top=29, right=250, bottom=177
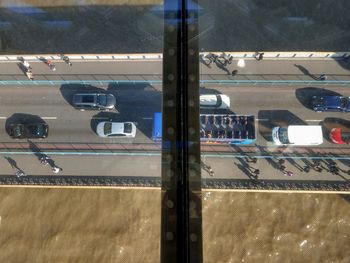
left=330, top=128, right=350, bottom=144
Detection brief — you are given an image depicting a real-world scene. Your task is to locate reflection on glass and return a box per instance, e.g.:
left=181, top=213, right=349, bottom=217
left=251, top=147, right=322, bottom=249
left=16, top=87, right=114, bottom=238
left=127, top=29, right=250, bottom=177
left=0, top=1, right=163, bottom=262
left=198, top=0, right=350, bottom=261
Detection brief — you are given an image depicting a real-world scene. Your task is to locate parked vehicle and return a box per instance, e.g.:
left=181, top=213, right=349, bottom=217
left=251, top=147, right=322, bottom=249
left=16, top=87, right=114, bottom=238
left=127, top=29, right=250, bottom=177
left=73, top=93, right=116, bottom=111
left=96, top=122, right=136, bottom=138
left=311, top=96, right=350, bottom=112
left=200, top=94, right=230, bottom=109
left=330, top=128, right=350, bottom=144
left=9, top=123, right=49, bottom=139
left=272, top=125, right=323, bottom=146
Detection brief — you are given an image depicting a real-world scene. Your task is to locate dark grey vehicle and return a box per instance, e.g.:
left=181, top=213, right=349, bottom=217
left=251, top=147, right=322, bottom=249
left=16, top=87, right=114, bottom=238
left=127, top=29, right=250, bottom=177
left=73, top=93, right=116, bottom=111
left=9, top=123, right=49, bottom=139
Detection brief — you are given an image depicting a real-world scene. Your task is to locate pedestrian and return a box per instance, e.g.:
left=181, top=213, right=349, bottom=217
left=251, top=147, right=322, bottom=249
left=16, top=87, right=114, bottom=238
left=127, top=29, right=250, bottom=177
left=329, top=165, right=339, bottom=175
left=317, top=74, right=327, bottom=81
left=62, top=55, right=72, bottom=66
left=208, top=167, right=214, bottom=176
left=40, top=156, right=50, bottom=166
left=303, top=165, right=310, bottom=173
left=278, top=159, right=285, bottom=165
left=279, top=165, right=286, bottom=171
left=52, top=166, right=62, bottom=174
left=227, top=55, right=233, bottom=65
left=23, top=60, right=31, bottom=69
left=26, top=70, right=34, bottom=80
left=231, top=70, right=238, bottom=76
left=16, top=170, right=26, bottom=178
left=284, top=170, right=294, bottom=177
left=253, top=169, right=260, bottom=179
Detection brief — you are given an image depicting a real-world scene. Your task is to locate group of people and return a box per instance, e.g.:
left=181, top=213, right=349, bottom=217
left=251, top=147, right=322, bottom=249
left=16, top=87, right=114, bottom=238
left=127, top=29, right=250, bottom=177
left=205, top=53, right=233, bottom=67
left=40, top=156, right=63, bottom=174
left=20, top=54, right=72, bottom=80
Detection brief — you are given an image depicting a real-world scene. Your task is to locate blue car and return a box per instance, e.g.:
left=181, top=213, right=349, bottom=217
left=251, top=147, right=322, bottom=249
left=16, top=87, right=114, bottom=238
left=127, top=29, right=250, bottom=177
left=311, top=96, right=350, bottom=112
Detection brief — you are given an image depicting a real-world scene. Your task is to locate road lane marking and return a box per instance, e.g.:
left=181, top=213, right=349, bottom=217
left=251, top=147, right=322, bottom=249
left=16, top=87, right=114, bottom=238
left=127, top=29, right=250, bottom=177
left=256, top=118, right=269, bottom=122
left=0, top=117, right=6, bottom=119
left=142, top=117, right=153, bottom=120
left=305, top=119, right=322, bottom=122
left=42, top=117, right=57, bottom=120
left=92, top=117, right=111, bottom=120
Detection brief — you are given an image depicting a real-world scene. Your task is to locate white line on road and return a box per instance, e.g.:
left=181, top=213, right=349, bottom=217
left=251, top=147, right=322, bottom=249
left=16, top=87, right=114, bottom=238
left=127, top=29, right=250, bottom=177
left=305, top=119, right=322, bottom=122
left=41, top=117, right=57, bottom=120
left=92, top=117, right=111, bottom=120
left=0, top=117, right=6, bottom=119
left=256, top=118, right=269, bottom=122
left=142, top=117, right=153, bottom=120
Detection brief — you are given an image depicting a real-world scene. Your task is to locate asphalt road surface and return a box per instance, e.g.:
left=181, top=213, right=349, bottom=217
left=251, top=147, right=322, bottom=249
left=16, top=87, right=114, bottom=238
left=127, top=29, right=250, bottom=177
left=0, top=57, right=349, bottom=184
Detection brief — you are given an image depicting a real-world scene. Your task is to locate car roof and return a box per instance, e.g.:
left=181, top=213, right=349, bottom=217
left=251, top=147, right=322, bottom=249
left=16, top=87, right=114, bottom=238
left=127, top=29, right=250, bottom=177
left=287, top=125, right=323, bottom=145
left=111, top=122, right=125, bottom=134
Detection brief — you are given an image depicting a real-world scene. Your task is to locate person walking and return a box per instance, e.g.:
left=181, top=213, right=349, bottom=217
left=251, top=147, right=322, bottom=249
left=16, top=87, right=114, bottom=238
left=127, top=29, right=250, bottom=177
left=26, top=69, right=34, bottom=80
left=52, top=166, right=62, bottom=174
left=283, top=170, right=294, bottom=177
left=40, top=156, right=50, bottom=166
left=208, top=167, right=214, bottom=177
left=253, top=169, right=260, bottom=179
left=22, top=60, right=31, bottom=69
left=316, top=74, right=327, bottom=81
left=62, top=55, right=72, bottom=66
left=16, top=170, right=26, bottom=178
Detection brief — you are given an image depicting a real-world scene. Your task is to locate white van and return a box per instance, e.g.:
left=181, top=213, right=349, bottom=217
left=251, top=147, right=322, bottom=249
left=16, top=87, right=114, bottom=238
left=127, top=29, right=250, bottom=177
left=272, top=125, right=323, bottom=146
left=200, top=94, right=230, bottom=109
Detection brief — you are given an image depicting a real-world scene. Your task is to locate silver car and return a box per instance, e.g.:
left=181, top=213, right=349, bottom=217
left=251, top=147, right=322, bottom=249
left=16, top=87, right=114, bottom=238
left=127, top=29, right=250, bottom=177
left=200, top=94, right=230, bottom=109
left=73, top=93, right=116, bottom=111
left=96, top=122, right=137, bottom=138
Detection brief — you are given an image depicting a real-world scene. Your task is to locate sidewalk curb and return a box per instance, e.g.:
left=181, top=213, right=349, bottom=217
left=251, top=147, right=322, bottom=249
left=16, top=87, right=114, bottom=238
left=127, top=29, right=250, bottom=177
left=0, top=51, right=349, bottom=62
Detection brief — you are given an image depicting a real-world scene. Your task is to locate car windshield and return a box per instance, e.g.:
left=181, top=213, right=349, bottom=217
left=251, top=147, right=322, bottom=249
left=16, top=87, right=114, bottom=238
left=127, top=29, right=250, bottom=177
left=13, top=125, right=23, bottom=137
left=97, top=94, right=107, bottom=106
left=341, top=132, right=350, bottom=143
left=27, top=124, right=42, bottom=136
left=124, top=123, right=132, bottom=134
left=103, top=122, right=112, bottom=135
left=278, top=127, right=290, bottom=144
left=340, top=97, right=348, bottom=108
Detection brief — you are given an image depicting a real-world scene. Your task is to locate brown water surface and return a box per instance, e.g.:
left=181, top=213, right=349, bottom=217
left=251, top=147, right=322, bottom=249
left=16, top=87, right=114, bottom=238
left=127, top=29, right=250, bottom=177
left=0, top=188, right=349, bottom=262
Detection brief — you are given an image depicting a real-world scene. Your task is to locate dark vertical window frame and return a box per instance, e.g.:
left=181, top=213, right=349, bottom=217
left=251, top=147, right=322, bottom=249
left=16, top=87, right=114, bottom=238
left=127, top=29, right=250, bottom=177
left=161, top=0, right=202, bottom=262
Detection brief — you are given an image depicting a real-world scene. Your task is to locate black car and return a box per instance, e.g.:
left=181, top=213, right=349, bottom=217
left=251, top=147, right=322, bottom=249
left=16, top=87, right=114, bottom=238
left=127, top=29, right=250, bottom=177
left=311, top=96, right=350, bottom=112
left=73, top=93, right=116, bottom=111
left=9, top=123, right=49, bottom=139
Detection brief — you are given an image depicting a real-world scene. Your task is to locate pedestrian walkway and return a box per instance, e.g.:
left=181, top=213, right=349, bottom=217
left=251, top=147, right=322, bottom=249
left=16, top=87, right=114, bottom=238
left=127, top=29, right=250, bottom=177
left=0, top=57, right=349, bottom=85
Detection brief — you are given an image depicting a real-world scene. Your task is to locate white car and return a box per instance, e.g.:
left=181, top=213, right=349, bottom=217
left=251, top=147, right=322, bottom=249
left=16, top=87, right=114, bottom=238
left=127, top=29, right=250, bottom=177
left=272, top=125, right=323, bottom=146
left=96, top=122, right=136, bottom=138
left=200, top=94, right=230, bottom=109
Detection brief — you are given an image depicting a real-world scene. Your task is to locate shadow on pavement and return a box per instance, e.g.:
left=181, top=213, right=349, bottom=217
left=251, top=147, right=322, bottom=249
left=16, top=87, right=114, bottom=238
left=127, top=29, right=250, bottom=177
left=258, top=110, right=305, bottom=142
left=200, top=86, right=222, bottom=95
left=294, top=64, right=317, bottom=80
left=5, top=113, right=46, bottom=137
left=295, top=87, right=342, bottom=110
left=60, top=84, right=107, bottom=108
left=334, top=56, right=350, bottom=71
left=107, top=83, right=161, bottom=138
